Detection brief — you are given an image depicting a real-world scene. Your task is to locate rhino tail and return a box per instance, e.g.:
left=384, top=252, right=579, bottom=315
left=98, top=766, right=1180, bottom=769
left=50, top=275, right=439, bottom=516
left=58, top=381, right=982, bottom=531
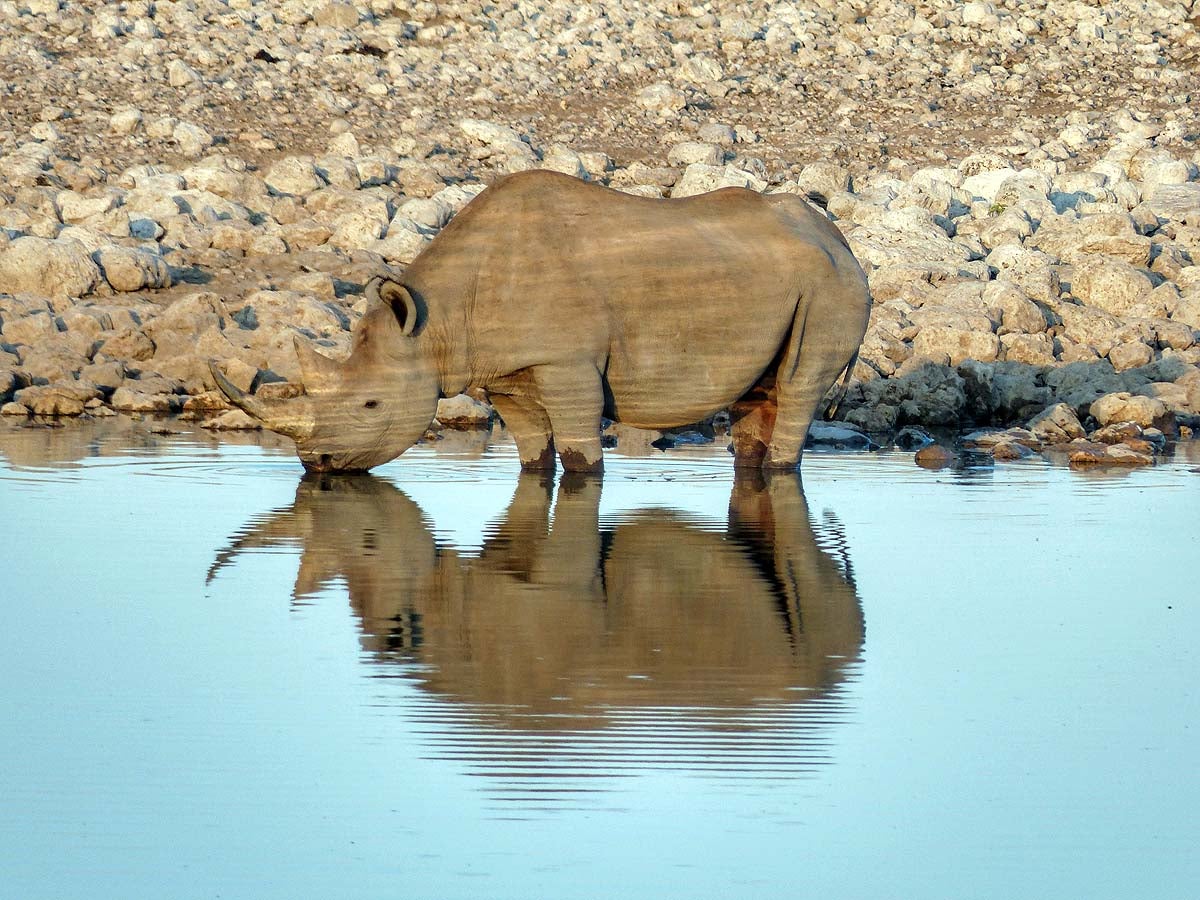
left=823, top=349, right=860, bottom=421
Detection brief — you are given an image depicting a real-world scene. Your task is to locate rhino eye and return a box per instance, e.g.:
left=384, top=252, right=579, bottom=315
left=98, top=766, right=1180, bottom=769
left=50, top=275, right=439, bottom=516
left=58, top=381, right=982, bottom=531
left=364, top=399, right=379, bottom=409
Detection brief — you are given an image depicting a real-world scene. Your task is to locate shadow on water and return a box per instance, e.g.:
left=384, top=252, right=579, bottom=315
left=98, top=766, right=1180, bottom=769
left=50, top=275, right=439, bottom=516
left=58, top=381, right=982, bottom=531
left=211, top=470, right=865, bottom=806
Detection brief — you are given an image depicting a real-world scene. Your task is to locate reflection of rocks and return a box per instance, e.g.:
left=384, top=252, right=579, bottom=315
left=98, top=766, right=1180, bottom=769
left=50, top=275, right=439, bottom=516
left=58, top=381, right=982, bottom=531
left=0, top=416, right=293, bottom=470
left=212, top=472, right=864, bottom=776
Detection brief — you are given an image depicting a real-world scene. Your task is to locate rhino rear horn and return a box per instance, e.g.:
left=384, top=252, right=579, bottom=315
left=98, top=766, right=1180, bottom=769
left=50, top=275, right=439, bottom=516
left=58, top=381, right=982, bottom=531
left=293, top=335, right=341, bottom=395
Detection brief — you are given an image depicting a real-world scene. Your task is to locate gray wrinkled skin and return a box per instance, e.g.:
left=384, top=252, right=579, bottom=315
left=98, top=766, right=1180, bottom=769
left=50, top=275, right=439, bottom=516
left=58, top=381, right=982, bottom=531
left=214, top=170, right=871, bottom=474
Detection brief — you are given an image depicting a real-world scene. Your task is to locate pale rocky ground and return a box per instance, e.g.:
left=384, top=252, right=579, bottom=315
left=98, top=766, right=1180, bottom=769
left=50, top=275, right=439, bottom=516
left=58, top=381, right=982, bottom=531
left=2, top=0, right=1200, bottom=467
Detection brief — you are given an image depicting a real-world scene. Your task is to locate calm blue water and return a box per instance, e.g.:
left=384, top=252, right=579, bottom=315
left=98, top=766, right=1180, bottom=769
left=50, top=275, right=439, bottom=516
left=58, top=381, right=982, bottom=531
left=1, top=420, right=1197, bottom=899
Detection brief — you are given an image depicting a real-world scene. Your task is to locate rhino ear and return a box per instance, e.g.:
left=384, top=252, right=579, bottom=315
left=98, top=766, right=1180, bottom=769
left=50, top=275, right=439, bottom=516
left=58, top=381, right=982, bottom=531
left=367, top=276, right=422, bottom=337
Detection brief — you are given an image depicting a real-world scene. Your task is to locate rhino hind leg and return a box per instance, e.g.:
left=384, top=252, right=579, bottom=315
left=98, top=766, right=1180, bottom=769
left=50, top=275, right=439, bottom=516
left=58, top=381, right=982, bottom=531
left=490, top=393, right=557, bottom=471
left=764, top=283, right=869, bottom=471
left=730, top=377, right=778, bottom=468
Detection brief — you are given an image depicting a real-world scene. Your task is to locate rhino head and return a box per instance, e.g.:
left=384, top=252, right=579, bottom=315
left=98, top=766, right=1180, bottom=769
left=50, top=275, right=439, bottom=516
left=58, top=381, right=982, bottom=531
left=212, top=278, right=441, bottom=474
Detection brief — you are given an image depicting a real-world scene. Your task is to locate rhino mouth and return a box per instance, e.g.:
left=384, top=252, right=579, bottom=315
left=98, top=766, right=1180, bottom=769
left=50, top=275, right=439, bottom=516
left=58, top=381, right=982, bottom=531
left=300, top=452, right=370, bottom=475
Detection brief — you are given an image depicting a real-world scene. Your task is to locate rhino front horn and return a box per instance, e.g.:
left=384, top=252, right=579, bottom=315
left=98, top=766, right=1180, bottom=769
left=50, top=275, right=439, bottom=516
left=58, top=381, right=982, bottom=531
left=209, top=361, right=316, bottom=442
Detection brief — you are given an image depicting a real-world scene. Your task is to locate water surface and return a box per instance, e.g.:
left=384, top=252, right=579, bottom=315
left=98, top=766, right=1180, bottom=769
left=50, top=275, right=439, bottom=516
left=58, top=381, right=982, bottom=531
left=1, top=420, right=1197, bottom=899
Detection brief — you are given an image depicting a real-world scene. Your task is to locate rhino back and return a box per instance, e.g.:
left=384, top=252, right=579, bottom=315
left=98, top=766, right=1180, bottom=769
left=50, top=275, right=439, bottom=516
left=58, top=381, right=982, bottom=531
left=405, top=172, right=852, bottom=424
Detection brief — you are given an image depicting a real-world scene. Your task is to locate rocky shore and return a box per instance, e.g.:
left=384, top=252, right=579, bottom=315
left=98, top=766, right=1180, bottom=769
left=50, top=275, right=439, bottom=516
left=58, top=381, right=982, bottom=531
left=2, top=0, right=1199, bottom=467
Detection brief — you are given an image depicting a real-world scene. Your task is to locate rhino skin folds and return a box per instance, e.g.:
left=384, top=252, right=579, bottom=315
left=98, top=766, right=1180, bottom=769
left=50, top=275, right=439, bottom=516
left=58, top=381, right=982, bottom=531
left=215, top=170, right=872, bottom=474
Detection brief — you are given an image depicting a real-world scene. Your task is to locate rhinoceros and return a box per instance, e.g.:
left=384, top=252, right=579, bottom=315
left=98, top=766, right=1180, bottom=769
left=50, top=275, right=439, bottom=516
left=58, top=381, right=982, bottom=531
left=212, top=170, right=871, bottom=473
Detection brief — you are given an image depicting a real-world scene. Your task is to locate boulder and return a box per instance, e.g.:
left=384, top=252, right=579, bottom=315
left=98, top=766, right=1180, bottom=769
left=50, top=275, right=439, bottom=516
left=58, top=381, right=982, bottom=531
left=0, top=236, right=102, bottom=299
left=109, top=387, right=181, bottom=413
left=0, top=310, right=60, bottom=347
left=667, top=141, right=723, bottom=168
left=1070, top=255, right=1159, bottom=318
left=12, top=381, right=101, bottom=416
left=95, top=246, right=172, bottom=293
left=911, top=325, right=1001, bottom=366
left=200, top=409, right=262, bottom=430
left=1028, top=212, right=1151, bottom=266
left=264, top=157, right=326, bottom=196
left=671, top=163, right=766, bottom=199
left=435, top=394, right=493, bottom=429
left=635, top=82, right=687, bottom=114
left=1028, top=403, right=1086, bottom=444
left=806, top=422, right=871, bottom=450
left=1045, top=360, right=1126, bottom=417
left=1108, top=341, right=1154, bottom=373
left=1089, top=391, right=1174, bottom=432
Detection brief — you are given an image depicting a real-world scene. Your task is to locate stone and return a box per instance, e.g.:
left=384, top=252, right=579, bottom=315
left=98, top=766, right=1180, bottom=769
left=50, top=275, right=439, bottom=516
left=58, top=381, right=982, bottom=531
left=398, top=197, right=452, bottom=230
left=13, top=381, right=100, bottom=416
left=635, top=83, right=687, bottom=114
left=459, top=119, right=524, bottom=146
left=0, top=236, right=102, bottom=299
left=1070, top=256, right=1158, bottom=318
left=229, top=291, right=348, bottom=341
left=200, top=409, right=262, bottom=430
left=912, top=325, right=1000, bottom=366
left=806, top=422, right=871, bottom=450
left=1108, top=341, right=1154, bottom=373
left=667, top=141, right=723, bottom=168
left=1, top=310, right=59, bottom=347
left=1089, top=421, right=1144, bottom=444
left=990, top=248, right=1061, bottom=305
left=95, top=247, right=172, bottom=293
left=798, top=162, right=851, bottom=204
left=109, top=387, right=181, bottom=413
left=1001, top=333, right=1056, bottom=366
left=57, top=190, right=116, bottom=224
left=109, top=108, right=143, bottom=135
left=329, top=210, right=388, bottom=252
left=987, top=281, right=1046, bottom=335
left=168, top=60, right=202, bottom=89
left=1141, top=183, right=1200, bottom=224
left=961, top=167, right=1018, bottom=202
left=1069, top=444, right=1153, bottom=467
left=894, top=426, right=935, bottom=450
left=435, top=394, right=493, bottom=429
left=98, top=328, right=155, bottom=362
left=313, top=2, right=360, bottom=28
left=142, top=293, right=228, bottom=360
left=0, top=368, right=17, bottom=403
left=1028, top=212, right=1151, bottom=267
left=212, top=358, right=258, bottom=393
left=848, top=216, right=973, bottom=268
left=173, top=122, right=213, bottom=158
left=671, top=163, right=766, bottom=199
left=265, top=157, right=326, bottom=196
left=1028, top=403, right=1086, bottom=444
left=1058, top=305, right=1129, bottom=358
left=1089, top=392, right=1173, bottom=431
left=1045, top=360, right=1126, bottom=416
left=374, top=228, right=430, bottom=264
left=991, top=440, right=1033, bottom=460
left=182, top=391, right=232, bottom=414
left=914, top=445, right=954, bottom=469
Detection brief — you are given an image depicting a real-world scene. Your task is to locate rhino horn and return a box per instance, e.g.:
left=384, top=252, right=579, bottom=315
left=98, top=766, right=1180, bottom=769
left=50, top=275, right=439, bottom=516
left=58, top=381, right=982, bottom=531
left=209, top=361, right=316, bottom=442
left=293, top=334, right=341, bottom=395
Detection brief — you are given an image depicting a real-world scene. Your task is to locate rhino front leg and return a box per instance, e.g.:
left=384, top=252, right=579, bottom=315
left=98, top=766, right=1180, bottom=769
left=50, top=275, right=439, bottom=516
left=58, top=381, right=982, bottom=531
left=490, top=393, right=556, bottom=471
left=532, top=363, right=605, bottom=474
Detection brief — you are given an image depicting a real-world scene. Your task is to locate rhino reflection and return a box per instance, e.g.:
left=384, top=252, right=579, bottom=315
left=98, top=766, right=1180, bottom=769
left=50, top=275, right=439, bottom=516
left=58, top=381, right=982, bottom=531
left=213, top=472, right=863, bottom=738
